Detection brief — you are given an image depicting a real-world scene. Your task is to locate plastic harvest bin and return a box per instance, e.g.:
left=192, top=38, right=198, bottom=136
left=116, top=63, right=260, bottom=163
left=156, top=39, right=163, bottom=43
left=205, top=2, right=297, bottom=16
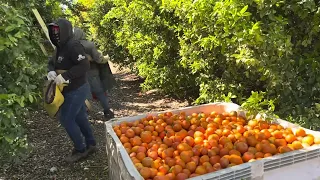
left=105, top=102, right=320, bottom=180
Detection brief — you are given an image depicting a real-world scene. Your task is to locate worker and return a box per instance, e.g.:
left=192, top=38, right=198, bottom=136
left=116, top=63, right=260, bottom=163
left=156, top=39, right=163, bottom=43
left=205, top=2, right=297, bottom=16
left=73, top=27, right=115, bottom=120
left=47, top=18, right=97, bottom=163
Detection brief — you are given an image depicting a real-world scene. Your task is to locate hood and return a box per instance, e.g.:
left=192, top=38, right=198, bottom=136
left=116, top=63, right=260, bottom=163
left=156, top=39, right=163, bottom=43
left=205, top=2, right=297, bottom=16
left=49, top=18, right=73, bottom=46
left=73, top=27, right=86, bottom=41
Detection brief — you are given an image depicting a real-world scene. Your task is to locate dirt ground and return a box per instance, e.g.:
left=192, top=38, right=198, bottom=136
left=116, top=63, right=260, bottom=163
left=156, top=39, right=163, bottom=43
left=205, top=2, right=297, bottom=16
left=0, top=63, right=188, bottom=180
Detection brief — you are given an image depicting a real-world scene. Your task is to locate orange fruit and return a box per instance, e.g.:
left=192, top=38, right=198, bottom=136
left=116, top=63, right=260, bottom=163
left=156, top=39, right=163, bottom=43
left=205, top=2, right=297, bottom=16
left=199, top=155, right=210, bottom=164
left=235, top=142, right=248, bottom=154
left=274, top=139, right=287, bottom=147
left=292, top=141, right=303, bottom=150
left=176, top=173, right=188, bottom=180
left=186, top=161, right=197, bottom=173
left=219, top=156, right=230, bottom=168
left=314, top=137, right=320, bottom=144
left=142, top=157, right=154, bottom=167
left=195, top=165, right=207, bottom=175
left=173, top=123, right=182, bottom=132
left=229, top=149, right=241, bottom=156
left=209, top=155, right=220, bottom=165
left=176, top=159, right=186, bottom=169
left=302, top=136, right=314, bottom=146
left=255, top=152, right=264, bottom=158
left=295, top=128, right=306, bottom=137
left=229, top=154, right=243, bottom=165
left=141, top=131, right=152, bottom=143
left=285, top=134, right=296, bottom=144
left=180, top=151, right=193, bottom=163
left=139, top=167, right=152, bottom=179
left=177, top=143, right=192, bottom=153
left=278, top=146, right=293, bottom=154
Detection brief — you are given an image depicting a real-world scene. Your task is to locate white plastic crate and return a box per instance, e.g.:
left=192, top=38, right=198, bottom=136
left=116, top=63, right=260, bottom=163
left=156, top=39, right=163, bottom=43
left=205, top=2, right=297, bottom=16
left=105, top=102, right=320, bottom=180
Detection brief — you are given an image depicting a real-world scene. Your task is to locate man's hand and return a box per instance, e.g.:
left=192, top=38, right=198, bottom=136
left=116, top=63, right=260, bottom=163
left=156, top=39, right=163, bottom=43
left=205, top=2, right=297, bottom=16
left=47, top=71, right=57, bottom=81
left=54, top=74, right=70, bottom=85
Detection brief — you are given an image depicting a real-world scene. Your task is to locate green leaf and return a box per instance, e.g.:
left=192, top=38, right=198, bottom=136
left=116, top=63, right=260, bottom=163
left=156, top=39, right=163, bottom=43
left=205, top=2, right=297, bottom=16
left=28, top=94, right=34, bottom=103
left=240, top=5, right=248, bottom=14
left=5, top=25, right=16, bottom=32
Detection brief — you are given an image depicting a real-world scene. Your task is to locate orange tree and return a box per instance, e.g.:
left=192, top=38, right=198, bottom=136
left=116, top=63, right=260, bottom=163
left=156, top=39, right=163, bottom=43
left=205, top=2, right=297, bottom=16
left=89, top=0, right=320, bottom=129
left=0, top=2, right=50, bottom=164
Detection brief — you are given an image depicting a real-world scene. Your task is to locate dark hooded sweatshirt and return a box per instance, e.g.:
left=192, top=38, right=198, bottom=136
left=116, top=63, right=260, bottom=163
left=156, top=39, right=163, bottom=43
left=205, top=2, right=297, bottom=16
left=73, top=27, right=103, bottom=75
left=47, top=19, right=90, bottom=93
left=73, top=27, right=116, bottom=91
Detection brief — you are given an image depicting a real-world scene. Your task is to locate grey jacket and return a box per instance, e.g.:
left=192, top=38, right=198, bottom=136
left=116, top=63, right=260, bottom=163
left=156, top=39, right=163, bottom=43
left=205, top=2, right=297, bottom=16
left=73, top=27, right=116, bottom=91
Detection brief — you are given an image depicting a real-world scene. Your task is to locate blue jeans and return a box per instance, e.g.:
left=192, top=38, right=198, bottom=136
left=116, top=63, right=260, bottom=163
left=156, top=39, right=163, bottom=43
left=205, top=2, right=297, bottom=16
left=60, top=83, right=96, bottom=151
left=87, top=75, right=110, bottom=111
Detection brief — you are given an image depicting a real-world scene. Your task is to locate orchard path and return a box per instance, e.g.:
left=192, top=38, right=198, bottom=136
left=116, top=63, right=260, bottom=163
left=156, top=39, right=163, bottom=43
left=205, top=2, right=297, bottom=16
left=0, top=62, right=188, bottom=180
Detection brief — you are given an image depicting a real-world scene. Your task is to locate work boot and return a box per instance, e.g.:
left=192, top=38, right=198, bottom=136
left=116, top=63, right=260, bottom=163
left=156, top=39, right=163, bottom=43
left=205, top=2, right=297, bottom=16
left=87, top=145, right=98, bottom=155
left=104, top=109, right=114, bottom=120
left=65, top=149, right=88, bottom=163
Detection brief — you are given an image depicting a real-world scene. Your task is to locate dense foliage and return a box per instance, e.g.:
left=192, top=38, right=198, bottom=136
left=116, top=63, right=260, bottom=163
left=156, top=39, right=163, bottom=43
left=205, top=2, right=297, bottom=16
left=87, top=0, right=320, bottom=129
left=0, top=3, right=47, bottom=164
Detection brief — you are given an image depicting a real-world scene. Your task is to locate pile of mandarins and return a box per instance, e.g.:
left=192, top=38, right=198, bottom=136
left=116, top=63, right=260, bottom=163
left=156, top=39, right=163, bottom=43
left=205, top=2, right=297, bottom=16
left=113, top=111, right=320, bottom=180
